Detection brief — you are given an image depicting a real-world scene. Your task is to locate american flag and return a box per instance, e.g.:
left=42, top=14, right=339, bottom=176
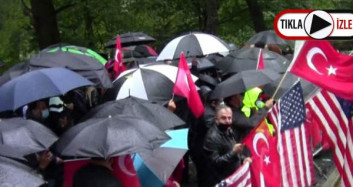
left=215, top=162, right=251, bottom=187
left=306, top=89, right=353, bottom=187
left=268, top=82, right=315, bottom=187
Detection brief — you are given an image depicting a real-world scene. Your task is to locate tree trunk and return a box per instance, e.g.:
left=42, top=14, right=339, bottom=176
left=30, top=0, right=60, bottom=49
left=205, top=0, right=219, bottom=35
left=245, top=0, right=266, bottom=32
left=82, top=0, right=94, bottom=48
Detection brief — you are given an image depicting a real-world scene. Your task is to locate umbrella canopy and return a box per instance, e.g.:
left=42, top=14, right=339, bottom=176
left=0, top=144, right=31, bottom=160
left=246, top=30, right=291, bottom=46
left=0, top=68, right=93, bottom=112
left=105, top=32, right=156, bottom=48
left=134, top=128, right=188, bottom=186
left=81, top=97, right=185, bottom=130
left=0, top=118, right=58, bottom=154
left=197, top=74, right=219, bottom=88
left=0, top=156, right=45, bottom=186
left=211, top=69, right=281, bottom=99
left=214, top=48, right=290, bottom=74
left=171, top=57, right=215, bottom=71
left=157, top=32, right=230, bottom=61
left=103, top=64, right=198, bottom=104
left=56, top=115, right=170, bottom=159
left=0, top=62, right=28, bottom=86
left=262, top=73, right=318, bottom=100
left=28, top=44, right=111, bottom=88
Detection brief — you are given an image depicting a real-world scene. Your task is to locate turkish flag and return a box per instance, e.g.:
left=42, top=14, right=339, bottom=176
left=112, top=155, right=141, bottom=187
left=257, top=49, right=265, bottom=70
left=289, top=40, right=353, bottom=100
left=64, top=156, right=141, bottom=187
left=243, top=120, right=281, bottom=187
left=173, top=53, right=204, bottom=118
left=113, top=36, right=126, bottom=80
left=63, top=159, right=90, bottom=187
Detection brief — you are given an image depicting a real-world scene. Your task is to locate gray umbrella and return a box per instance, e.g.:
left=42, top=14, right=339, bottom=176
left=56, top=115, right=170, bottom=159
left=80, top=96, right=185, bottom=130
left=105, top=32, right=156, bottom=48
left=28, top=44, right=112, bottom=88
left=0, top=156, right=45, bottom=186
left=214, top=48, right=290, bottom=74
left=246, top=30, right=291, bottom=46
left=0, top=62, right=28, bottom=86
left=263, top=72, right=318, bottom=100
left=0, top=118, right=58, bottom=152
left=210, top=69, right=281, bottom=99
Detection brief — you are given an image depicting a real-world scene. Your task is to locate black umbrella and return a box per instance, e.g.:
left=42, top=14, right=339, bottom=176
left=214, top=48, right=290, bottom=74
left=0, top=118, right=58, bottom=152
left=0, top=156, right=45, bottom=186
left=102, top=64, right=198, bottom=104
left=56, top=115, right=170, bottom=159
left=197, top=74, right=219, bottom=87
left=0, top=145, right=29, bottom=160
left=81, top=97, right=184, bottom=130
left=210, top=69, right=281, bottom=99
left=246, top=30, right=291, bottom=46
left=171, top=57, right=215, bottom=71
left=262, top=73, right=318, bottom=100
left=28, top=44, right=112, bottom=88
left=105, top=32, right=156, bottom=48
left=157, top=32, right=230, bottom=61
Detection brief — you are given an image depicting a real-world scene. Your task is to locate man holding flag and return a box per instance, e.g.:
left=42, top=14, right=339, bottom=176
left=203, top=104, right=251, bottom=187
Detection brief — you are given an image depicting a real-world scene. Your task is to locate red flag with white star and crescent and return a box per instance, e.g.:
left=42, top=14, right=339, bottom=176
left=243, top=120, right=281, bottom=187
left=288, top=40, right=353, bottom=100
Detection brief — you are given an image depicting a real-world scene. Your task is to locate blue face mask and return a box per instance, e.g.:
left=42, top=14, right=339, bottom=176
left=41, top=109, right=49, bottom=119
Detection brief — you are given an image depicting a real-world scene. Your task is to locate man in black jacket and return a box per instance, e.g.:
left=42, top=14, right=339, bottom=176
left=224, top=93, right=274, bottom=140
left=203, top=104, right=251, bottom=187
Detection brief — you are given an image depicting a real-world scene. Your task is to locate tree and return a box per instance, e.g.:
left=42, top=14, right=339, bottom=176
left=205, top=0, right=219, bottom=35
left=245, top=0, right=266, bottom=32
left=28, top=0, right=61, bottom=49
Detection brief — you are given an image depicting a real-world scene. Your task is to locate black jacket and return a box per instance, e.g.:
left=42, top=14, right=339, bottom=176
left=73, top=164, right=122, bottom=187
left=232, top=107, right=268, bottom=140
left=203, top=125, right=241, bottom=186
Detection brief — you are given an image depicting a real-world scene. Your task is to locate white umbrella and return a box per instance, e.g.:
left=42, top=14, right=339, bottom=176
left=157, top=32, right=230, bottom=61
left=103, top=64, right=198, bottom=104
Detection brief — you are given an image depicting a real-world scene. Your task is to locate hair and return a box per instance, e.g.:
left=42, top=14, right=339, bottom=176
left=215, top=103, right=231, bottom=116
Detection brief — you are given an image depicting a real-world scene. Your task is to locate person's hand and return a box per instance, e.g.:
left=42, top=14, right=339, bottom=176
left=243, top=157, right=252, bottom=164
left=167, top=99, right=176, bottom=112
left=65, top=103, right=74, bottom=110
left=232, top=143, right=244, bottom=153
left=265, top=98, right=274, bottom=109
left=38, top=151, right=53, bottom=170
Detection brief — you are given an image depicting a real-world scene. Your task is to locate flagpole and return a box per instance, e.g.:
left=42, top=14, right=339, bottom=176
left=272, top=40, right=305, bottom=99
left=271, top=69, right=290, bottom=99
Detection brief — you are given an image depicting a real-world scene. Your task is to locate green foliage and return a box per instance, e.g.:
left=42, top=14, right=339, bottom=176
left=0, top=0, right=352, bottom=73
left=0, top=0, right=35, bottom=71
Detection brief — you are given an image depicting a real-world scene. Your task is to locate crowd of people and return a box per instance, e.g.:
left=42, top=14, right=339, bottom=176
left=0, top=33, right=294, bottom=187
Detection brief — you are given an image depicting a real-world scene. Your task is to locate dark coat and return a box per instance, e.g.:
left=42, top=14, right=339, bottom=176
left=73, top=163, right=122, bottom=187
left=203, top=125, right=241, bottom=186
left=232, top=107, right=268, bottom=140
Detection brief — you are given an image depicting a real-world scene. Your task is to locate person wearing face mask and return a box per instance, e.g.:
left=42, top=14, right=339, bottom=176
left=203, top=104, right=251, bottom=187
left=26, top=99, right=50, bottom=126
